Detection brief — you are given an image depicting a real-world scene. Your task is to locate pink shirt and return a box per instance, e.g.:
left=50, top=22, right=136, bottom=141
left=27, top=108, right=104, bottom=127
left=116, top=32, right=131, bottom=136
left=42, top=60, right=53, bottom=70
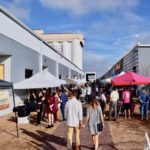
left=122, top=90, right=131, bottom=103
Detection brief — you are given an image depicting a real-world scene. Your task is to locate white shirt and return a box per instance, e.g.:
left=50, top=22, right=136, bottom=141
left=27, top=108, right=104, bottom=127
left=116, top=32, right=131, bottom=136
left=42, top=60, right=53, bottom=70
left=81, top=88, right=86, bottom=96
left=100, top=93, right=106, bottom=102
left=65, top=97, right=83, bottom=127
left=110, top=91, right=119, bottom=102
left=86, top=86, right=91, bottom=95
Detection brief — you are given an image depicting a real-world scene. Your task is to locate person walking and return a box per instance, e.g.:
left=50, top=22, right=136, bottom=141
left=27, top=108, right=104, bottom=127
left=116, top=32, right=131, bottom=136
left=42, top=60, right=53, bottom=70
left=86, top=84, right=92, bottom=103
left=122, top=87, right=131, bottom=119
left=53, top=91, right=59, bottom=122
left=46, top=89, right=55, bottom=128
left=60, top=89, right=68, bottom=121
left=65, top=89, right=83, bottom=150
left=36, top=90, right=44, bottom=125
left=139, top=90, right=150, bottom=120
left=100, top=90, right=107, bottom=118
left=83, top=97, right=104, bottom=150
left=109, top=87, right=119, bottom=121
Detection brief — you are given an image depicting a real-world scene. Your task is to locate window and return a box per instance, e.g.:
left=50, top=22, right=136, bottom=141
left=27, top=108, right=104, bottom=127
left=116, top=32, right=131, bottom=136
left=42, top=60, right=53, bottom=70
left=42, top=66, right=48, bottom=70
left=59, top=75, right=61, bottom=79
left=133, top=66, right=137, bottom=72
left=25, top=69, right=33, bottom=78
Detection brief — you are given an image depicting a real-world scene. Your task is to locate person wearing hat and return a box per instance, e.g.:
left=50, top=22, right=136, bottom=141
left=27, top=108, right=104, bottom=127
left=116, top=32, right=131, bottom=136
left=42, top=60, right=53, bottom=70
left=139, top=90, right=150, bottom=120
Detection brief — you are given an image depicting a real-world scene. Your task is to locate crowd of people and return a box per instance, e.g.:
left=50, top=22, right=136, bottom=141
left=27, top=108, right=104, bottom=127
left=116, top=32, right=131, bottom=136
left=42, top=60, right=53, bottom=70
left=16, top=80, right=150, bottom=150
left=27, top=87, right=68, bottom=127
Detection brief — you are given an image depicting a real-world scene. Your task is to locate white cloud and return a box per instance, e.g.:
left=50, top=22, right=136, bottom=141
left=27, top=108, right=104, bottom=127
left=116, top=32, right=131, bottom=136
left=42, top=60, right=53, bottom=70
left=39, top=0, right=90, bottom=16
left=97, top=0, right=139, bottom=12
left=39, top=0, right=140, bottom=16
left=83, top=50, right=112, bottom=77
left=0, top=0, right=31, bottom=21
left=133, top=32, right=150, bottom=44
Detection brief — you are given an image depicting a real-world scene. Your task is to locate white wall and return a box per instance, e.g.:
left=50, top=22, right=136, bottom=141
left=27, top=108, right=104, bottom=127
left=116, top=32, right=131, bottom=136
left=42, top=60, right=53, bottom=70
left=138, top=47, right=150, bottom=77
left=58, top=63, right=69, bottom=79
left=0, top=10, right=84, bottom=77
left=62, top=41, right=71, bottom=61
left=43, top=55, right=57, bottom=76
left=0, top=12, right=41, bottom=53
left=0, top=34, right=40, bottom=82
left=72, top=39, right=82, bottom=69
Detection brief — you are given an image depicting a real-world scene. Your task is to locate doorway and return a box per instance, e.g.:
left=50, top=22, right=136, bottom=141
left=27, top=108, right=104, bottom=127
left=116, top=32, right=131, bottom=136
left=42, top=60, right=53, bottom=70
left=0, top=64, right=4, bottom=80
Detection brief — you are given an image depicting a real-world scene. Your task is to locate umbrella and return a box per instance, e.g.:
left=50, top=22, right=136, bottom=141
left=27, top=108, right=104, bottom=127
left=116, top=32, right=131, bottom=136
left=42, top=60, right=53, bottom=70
left=101, top=71, right=125, bottom=83
left=112, top=72, right=150, bottom=86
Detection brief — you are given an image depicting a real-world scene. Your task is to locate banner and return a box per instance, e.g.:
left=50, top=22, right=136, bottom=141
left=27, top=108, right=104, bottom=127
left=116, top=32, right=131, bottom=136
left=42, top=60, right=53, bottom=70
left=0, top=90, right=10, bottom=110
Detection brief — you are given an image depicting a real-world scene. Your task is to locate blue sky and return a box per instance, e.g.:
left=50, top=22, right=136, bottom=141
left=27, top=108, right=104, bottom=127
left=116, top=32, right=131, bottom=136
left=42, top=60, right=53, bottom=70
left=1, top=0, right=150, bottom=77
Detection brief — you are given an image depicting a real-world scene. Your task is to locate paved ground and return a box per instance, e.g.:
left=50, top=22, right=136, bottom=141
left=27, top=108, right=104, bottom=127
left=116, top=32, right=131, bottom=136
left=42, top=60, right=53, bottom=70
left=0, top=104, right=149, bottom=150
left=49, top=121, right=116, bottom=150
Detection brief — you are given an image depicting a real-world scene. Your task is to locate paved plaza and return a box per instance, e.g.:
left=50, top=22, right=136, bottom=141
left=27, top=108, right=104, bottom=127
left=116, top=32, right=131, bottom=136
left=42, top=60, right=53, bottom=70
left=0, top=105, right=149, bottom=150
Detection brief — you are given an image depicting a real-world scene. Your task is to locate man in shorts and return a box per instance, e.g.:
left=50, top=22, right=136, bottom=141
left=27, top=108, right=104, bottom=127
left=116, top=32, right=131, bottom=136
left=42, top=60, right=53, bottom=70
left=122, top=87, right=131, bottom=119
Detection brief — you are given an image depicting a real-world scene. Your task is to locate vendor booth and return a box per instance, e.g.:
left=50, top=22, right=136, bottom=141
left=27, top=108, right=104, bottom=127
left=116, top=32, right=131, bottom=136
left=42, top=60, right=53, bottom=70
left=0, top=80, right=18, bottom=138
left=14, top=69, right=66, bottom=89
left=112, top=72, right=150, bottom=86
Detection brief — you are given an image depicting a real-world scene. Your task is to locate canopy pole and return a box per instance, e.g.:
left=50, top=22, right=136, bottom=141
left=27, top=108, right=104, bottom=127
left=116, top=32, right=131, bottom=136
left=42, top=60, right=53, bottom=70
left=12, top=85, right=19, bottom=138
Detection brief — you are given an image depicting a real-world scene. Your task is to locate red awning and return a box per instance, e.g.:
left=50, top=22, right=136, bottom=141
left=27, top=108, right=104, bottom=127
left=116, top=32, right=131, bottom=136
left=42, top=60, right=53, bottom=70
left=112, top=72, right=150, bottom=86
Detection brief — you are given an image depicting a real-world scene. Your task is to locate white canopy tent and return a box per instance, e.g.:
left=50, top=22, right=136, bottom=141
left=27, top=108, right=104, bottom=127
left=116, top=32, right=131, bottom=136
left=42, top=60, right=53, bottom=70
left=14, top=70, right=66, bottom=89
left=62, top=78, right=77, bottom=84
left=75, top=78, right=86, bottom=85
left=101, top=71, right=125, bottom=83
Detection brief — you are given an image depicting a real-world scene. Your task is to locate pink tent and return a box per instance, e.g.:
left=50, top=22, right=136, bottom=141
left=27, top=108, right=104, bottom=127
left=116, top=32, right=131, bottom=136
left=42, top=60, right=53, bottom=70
left=112, top=72, right=150, bottom=86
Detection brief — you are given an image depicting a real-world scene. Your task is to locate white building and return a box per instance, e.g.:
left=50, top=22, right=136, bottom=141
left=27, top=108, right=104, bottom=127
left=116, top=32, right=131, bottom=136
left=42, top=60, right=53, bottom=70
left=101, top=43, right=150, bottom=79
left=33, top=30, right=84, bottom=71
left=0, top=7, right=84, bottom=82
left=0, top=6, right=84, bottom=115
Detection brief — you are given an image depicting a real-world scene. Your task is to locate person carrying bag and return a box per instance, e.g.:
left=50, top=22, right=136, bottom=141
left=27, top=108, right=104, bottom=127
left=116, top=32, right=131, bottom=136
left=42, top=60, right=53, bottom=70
left=83, top=96, right=104, bottom=150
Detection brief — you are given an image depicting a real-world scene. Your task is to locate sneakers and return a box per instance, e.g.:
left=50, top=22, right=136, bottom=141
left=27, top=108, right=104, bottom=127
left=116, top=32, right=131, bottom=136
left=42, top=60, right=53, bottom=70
left=46, top=125, right=51, bottom=128
left=75, top=145, right=81, bottom=150
left=75, top=145, right=79, bottom=150
left=46, top=124, right=54, bottom=128
left=92, top=145, right=95, bottom=150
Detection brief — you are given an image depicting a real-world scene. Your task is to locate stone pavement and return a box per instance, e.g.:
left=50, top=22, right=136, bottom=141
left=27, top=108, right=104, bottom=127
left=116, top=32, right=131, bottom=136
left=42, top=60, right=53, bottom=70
left=0, top=105, right=148, bottom=150
left=47, top=121, right=117, bottom=150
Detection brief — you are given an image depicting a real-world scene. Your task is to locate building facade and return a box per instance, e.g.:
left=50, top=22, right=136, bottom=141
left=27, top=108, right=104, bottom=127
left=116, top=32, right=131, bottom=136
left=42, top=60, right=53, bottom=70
left=0, top=7, right=84, bottom=115
left=33, top=30, right=84, bottom=70
left=101, top=44, right=150, bottom=79
left=0, top=7, right=84, bottom=83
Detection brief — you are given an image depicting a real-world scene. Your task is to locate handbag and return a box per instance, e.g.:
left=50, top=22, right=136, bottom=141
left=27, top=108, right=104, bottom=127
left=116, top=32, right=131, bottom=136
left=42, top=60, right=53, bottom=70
left=97, top=122, right=103, bottom=132
left=97, top=108, right=103, bottom=132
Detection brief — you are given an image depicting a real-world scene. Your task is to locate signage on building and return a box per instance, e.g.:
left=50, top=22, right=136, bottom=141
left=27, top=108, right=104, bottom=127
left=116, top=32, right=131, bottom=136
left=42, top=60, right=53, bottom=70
left=0, top=90, right=10, bottom=110
left=114, top=59, right=123, bottom=73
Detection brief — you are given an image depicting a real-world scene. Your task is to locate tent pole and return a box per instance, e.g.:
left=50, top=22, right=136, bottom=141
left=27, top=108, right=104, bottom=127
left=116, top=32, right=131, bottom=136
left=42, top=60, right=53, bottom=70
left=12, top=86, right=19, bottom=138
